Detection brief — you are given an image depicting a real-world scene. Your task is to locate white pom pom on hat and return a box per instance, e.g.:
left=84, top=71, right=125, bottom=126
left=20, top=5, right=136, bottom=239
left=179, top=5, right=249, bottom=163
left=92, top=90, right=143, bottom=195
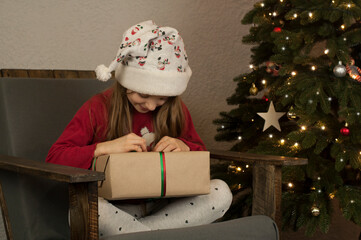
left=95, top=20, right=192, bottom=96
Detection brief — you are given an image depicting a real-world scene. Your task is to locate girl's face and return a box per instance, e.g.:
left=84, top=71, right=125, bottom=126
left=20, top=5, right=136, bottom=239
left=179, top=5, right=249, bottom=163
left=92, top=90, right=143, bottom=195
left=126, top=90, right=168, bottom=113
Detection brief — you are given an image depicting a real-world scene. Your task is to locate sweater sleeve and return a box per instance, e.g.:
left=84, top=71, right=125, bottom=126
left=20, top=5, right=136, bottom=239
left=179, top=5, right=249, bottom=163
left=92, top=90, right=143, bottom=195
left=45, top=95, right=106, bottom=169
left=178, top=102, right=207, bottom=151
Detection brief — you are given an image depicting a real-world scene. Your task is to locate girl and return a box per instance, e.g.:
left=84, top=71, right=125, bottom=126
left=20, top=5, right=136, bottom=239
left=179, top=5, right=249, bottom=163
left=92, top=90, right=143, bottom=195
left=46, top=20, right=232, bottom=237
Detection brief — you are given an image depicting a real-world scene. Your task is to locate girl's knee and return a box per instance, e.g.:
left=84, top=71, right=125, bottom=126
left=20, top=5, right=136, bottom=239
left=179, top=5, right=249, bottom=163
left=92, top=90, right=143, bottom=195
left=210, top=179, right=233, bottom=209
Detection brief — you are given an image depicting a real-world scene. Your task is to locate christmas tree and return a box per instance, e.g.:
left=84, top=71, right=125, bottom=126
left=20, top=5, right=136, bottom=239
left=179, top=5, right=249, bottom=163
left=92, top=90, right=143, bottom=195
left=214, top=0, right=361, bottom=236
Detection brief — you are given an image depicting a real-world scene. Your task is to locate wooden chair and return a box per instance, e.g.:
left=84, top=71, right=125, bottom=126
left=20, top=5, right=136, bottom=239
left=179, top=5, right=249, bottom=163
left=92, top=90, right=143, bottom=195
left=0, top=72, right=307, bottom=239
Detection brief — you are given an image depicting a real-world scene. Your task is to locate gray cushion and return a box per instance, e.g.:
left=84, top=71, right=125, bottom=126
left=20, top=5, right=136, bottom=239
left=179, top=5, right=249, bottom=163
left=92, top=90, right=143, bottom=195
left=103, top=216, right=279, bottom=240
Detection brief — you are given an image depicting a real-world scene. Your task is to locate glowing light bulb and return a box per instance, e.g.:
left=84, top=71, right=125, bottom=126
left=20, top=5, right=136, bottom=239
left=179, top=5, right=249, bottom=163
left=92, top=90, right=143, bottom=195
left=324, top=49, right=329, bottom=54
left=249, top=64, right=254, bottom=69
left=311, top=65, right=316, bottom=71
left=261, top=79, right=267, bottom=85
left=288, top=182, right=294, bottom=188
left=321, top=125, right=326, bottom=130
left=291, top=71, right=297, bottom=76
left=309, top=12, right=313, bottom=18
left=269, top=134, right=273, bottom=138
left=293, top=13, right=298, bottom=18
left=280, top=139, right=285, bottom=145
left=273, top=12, right=277, bottom=17
left=238, top=136, right=242, bottom=140
left=301, top=126, right=307, bottom=131
left=294, top=142, right=299, bottom=147
left=347, top=3, right=351, bottom=8
left=260, top=3, right=265, bottom=7
left=341, top=24, right=345, bottom=30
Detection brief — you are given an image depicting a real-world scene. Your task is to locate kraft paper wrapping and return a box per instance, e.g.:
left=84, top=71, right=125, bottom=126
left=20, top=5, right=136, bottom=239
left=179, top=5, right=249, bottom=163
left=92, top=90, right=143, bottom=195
left=94, top=151, right=210, bottom=200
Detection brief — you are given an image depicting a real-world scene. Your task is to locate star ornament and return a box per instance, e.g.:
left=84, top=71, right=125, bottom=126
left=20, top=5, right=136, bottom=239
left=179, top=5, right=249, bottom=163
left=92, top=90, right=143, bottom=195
left=257, top=101, right=285, bottom=132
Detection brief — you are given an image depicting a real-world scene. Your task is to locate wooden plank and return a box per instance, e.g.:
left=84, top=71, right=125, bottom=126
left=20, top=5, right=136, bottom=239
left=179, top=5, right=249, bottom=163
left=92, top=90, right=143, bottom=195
left=78, top=71, right=96, bottom=79
left=0, top=182, right=13, bottom=240
left=252, top=164, right=282, bottom=228
left=1, top=69, right=29, bottom=78
left=28, top=70, right=54, bottom=78
left=54, top=70, right=79, bottom=79
left=210, top=149, right=308, bottom=166
left=0, top=155, right=104, bottom=183
left=69, top=182, right=99, bottom=240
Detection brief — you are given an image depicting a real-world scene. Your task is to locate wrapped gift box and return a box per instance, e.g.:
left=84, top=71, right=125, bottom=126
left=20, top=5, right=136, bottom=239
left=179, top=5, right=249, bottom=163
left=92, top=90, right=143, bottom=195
left=93, top=151, right=210, bottom=200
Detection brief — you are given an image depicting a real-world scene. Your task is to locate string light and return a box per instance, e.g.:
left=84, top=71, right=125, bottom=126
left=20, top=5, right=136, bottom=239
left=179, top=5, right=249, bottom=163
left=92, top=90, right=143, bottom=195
left=281, top=46, right=286, bottom=51
left=317, top=177, right=321, bottom=180
left=329, top=193, right=335, bottom=199
left=294, top=142, right=299, bottom=147
left=280, top=139, right=285, bottom=145
left=285, top=94, right=289, bottom=98
left=269, top=134, right=273, bottom=138
left=301, top=125, right=307, bottom=131
left=285, top=36, right=289, bottom=40
left=260, top=3, right=265, bottom=7
left=291, top=71, right=297, bottom=76
left=350, top=200, right=355, bottom=203
left=311, top=65, right=316, bottom=71
left=309, top=12, right=313, bottom=18
left=238, top=136, right=242, bottom=140
left=288, top=182, right=294, bottom=188
left=347, top=3, right=351, bottom=8
left=341, top=24, right=345, bottom=30
left=324, top=49, right=329, bottom=54
left=318, top=189, right=322, bottom=193
left=246, top=164, right=249, bottom=168
left=293, top=13, right=298, bottom=19
left=316, top=91, right=320, bottom=95
left=340, top=158, right=344, bottom=162
left=249, top=64, right=254, bottom=69
left=261, top=79, right=267, bottom=85
left=321, top=125, right=326, bottom=130
left=272, top=12, right=277, bottom=17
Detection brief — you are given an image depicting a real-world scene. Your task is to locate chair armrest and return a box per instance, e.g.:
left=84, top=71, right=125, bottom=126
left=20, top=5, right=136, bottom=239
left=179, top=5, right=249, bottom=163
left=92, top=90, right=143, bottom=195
left=209, top=149, right=307, bottom=229
left=0, top=154, right=104, bottom=183
left=210, top=149, right=307, bottom=166
left=0, top=154, right=103, bottom=240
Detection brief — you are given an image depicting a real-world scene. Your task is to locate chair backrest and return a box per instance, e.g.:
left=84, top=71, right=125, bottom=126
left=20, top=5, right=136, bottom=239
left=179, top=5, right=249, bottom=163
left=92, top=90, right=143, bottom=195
left=0, top=77, right=111, bottom=239
left=0, top=77, right=112, bottom=161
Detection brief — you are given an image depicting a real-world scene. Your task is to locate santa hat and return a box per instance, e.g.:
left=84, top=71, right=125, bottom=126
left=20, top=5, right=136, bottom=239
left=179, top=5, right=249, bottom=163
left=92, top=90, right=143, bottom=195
left=95, top=20, right=192, bottom=96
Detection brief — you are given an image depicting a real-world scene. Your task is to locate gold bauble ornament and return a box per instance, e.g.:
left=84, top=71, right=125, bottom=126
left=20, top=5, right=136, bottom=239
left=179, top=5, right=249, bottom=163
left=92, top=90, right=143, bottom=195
left=287, top=106, right=298, bottom=120
left=249, top=83, right=259, bottom=95
left=311, top=205, right=320, bottom=216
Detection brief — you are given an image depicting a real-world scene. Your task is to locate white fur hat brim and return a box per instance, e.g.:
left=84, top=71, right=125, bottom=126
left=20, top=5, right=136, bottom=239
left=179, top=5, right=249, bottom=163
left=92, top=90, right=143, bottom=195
left=115, top=63, right=192, bottom=96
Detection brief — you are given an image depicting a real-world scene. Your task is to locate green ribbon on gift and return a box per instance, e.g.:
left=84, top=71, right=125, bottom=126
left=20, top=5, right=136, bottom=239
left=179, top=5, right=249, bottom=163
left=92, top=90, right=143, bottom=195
left=159, top=152, right=166, bottom=197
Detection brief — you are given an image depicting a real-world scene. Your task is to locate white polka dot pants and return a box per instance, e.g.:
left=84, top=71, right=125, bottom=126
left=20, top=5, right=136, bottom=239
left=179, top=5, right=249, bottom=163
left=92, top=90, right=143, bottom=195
left=98, top=179, right=232, bottom=238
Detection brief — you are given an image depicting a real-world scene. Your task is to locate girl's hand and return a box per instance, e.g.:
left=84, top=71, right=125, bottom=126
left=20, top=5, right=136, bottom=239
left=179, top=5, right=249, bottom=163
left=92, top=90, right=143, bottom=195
left=94, top=133, right=147, bottom=157
left=153, top=136, right=190, bottom=152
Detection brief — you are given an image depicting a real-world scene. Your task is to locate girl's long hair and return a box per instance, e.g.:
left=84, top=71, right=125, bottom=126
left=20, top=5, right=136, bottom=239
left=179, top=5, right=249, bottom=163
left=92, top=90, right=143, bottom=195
left=105, top=81, right=185, bottom=145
